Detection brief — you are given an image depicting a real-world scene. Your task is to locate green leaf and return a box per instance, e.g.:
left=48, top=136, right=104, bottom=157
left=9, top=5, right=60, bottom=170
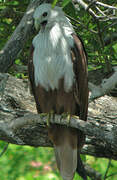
left=52, top=0, right=58, bottom=8
left=62, top=0, right=71, bottom=8
left=113, top=43, right=117, bottom=53
left=63, top=2, right=76, bottom=18
left=80, top=154, right=86, bottom=162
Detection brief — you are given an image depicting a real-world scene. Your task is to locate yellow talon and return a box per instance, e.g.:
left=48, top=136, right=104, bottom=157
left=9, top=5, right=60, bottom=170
left=67, top=113, right=71, bottom=126
left=47, top=110, right=54, bottom=127
left=61, top=113, right=71, bottom=126
left=72, top=115, right=79, bottom=121
left=40, top=113, right=47, bottom=118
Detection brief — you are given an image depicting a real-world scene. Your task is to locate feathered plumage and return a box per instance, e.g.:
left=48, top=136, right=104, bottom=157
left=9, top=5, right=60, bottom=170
left=28, top=3, right=88, bottom=180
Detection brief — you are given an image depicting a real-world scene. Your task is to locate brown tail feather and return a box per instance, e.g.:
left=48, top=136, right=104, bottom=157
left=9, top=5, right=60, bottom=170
left=48, top=125, right=77, bottom=180
left=54, top=143, right=77, bottom=180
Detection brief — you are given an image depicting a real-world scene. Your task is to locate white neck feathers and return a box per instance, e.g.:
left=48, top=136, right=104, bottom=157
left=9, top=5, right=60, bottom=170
left=33, top=21, right=75, bottom=92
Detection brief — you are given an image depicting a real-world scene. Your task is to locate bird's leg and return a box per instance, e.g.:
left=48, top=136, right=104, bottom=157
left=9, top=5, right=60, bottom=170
left=47, top=110, right=55, bottom=127
left=60, top=112, right=71, bottom=126
left=40, top=113, right=48, bottom=118
left=72, top=115, right=79, bottom=121
left=72, top=115, right=79, bottom=118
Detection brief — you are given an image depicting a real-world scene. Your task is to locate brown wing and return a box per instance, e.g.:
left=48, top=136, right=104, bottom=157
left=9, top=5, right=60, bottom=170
left=28, top=45, right=42, bottom=113
left=71, top=34, right=88, bottom=121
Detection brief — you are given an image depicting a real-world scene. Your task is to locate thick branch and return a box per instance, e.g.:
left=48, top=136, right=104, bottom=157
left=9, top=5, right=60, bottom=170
left=0, top=112, right=117, bottom=159
left=89, top=67, right=117, bottom=101
left=0, top=73, right=117, bottom=160
left=3, top=113, right=117, bottom=148
left=0, top=0, right=43, bottom=73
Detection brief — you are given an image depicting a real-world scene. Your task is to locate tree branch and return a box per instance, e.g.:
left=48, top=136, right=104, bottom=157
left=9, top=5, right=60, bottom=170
left=103, top=159, right=111, bottom=180
left=84, top=163, right=102, bottom=180
left=66, top=14, right=98, bottom=34
left=0, top=73, right=117, bottom=160
left=95, top=2, right=117, bottom=10
left=89, top=67, right=117, bottom=101
left=6, top=113, right=117, bottom=150
left=75, top=0, right=117, bottom=21
left=0, top=110, right=117, bottom=159
left=0, top=0, right=43, bottom=73
left=75, top=0, right=99, bottom=19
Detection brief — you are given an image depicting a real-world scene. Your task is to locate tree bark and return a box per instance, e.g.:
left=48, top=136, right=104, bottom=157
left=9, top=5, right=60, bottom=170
left=88, top=67, right=117, bottom=101
left=0, top=0, right=43, bottom=73
left=0, top=73, right=117, bottom=160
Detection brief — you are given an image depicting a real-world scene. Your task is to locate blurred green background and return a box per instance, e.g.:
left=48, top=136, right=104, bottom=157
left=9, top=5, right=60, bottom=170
left=0, top=141, right=117, bottom=180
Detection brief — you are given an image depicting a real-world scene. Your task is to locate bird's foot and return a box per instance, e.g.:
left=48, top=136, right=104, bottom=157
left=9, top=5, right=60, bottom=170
left=61, top=112, right=71, bottom=127
left=72, top=115, right=79, bottom=119
left=40, top=113, right=47, bottom=118
left=47, top=110, right=55, bottom=127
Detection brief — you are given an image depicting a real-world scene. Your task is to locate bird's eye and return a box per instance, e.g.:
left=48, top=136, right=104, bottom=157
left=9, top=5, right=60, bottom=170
left=42, top=12, right=48, bottom=17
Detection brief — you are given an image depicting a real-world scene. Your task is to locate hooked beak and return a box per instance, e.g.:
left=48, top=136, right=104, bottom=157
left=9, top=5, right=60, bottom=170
left=40, top=20, right=48, bottom=31
left=40, top=20, right=48, bottom=28
left=34, top=19, right=48, bottom=31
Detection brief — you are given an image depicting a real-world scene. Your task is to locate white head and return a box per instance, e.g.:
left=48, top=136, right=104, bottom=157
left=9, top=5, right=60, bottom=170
left=33, top=3, right=72, bottom=32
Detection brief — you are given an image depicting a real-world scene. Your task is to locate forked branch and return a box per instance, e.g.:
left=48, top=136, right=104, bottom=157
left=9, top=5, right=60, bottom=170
left=75, top=0, right=117, bottom=21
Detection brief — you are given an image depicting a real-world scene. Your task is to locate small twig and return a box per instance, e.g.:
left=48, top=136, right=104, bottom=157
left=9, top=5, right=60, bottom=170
left=84, top=163, right=102, bottom=180
left=103, top=159, right=111, bottom=180
left=66, top=14, right=98, bottom=34
left=100, top=16, right=117, bottom=22
left=75, top=0, right=99, bottom=19
left=86, top=0, right=97, bottom=10
left=0, top=143, right=9, bottom=157
left=96, top=2, right=117, bottom=10
left=95, top=6, right=106, bottom=16
left=96, top=20, right=112, bottom=72
left=102, top=21, right=117, bottom=32
left=86, top=0, right=117, bottom=10
left=106, top=172, right=117, bottom=179
left=14, top=10, right=25, bottom=14
left=76, top=0, right=117, bottom=21
left=96, top=20, right=104, bottom=47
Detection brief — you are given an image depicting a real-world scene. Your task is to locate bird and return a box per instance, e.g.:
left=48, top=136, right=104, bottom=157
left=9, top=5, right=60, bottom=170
left=28, top=3, right=88, bottom=180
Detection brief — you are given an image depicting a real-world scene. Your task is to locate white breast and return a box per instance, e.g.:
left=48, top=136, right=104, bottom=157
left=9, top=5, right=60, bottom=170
left=33, top=22, right=75, bottom=92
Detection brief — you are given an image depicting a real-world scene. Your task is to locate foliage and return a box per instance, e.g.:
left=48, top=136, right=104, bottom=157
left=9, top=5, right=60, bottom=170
left=52, top=0, right=117, bottom=73
left=0, top=141, right=83, bottom=180
left=0, top=0, right=117, bottom=74
left=0, top=141, right=117, bottom=180
left=0, top=0, right=117, bottom=179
